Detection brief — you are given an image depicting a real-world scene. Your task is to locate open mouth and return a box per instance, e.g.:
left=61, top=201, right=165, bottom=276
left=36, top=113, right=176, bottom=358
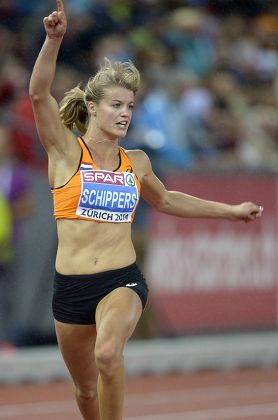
left=116, top=121, right=128, bottom=128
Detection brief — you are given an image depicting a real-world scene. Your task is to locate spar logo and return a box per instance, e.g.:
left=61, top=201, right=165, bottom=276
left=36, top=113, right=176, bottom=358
left=82, top=170, right=125, bottom=185
left=125, top=173, right=135, bottom=187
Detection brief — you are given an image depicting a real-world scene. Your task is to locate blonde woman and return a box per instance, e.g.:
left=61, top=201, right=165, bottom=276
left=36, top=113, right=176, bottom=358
left=29, top=1, right=263, bottom=419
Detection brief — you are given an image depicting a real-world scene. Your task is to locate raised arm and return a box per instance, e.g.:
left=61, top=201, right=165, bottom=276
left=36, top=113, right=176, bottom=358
left=131, top=150, right=263, bottom=222
left=29, top=0, right=72, bottom=154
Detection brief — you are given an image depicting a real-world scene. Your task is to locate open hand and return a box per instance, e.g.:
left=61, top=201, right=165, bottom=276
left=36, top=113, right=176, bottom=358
left=231, top=202, right=263, bottom=222
left=43, top=0, right=67, bottom=39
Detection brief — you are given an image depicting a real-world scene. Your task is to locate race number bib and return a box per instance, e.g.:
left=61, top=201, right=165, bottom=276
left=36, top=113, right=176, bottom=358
left=76, top=168, right=139, bottom=223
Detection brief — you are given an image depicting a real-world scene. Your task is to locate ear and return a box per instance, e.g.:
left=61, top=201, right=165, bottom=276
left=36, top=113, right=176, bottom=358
left=88, top=102, right=97, bottom=116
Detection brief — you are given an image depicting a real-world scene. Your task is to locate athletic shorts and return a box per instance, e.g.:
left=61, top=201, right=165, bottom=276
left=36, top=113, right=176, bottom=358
left=52, top=262, right=149, bottom=325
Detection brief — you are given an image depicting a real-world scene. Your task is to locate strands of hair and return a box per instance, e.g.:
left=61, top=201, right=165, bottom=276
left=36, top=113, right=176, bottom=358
left=59, top=58, right=140, bottom=134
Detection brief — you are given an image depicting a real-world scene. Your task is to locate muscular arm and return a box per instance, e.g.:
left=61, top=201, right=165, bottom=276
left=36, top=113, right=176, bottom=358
left=29, top=37, right=66, bottom=151
left=29, top=0, right=74, bottom=154
left=129, top=150, right=263, bottom=222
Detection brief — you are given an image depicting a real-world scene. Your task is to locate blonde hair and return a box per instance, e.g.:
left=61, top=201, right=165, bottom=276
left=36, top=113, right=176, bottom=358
left=59, top=58, right=140, bottom=134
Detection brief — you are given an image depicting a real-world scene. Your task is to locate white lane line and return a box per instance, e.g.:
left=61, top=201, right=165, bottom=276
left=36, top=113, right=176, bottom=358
left=125, top=402, right=278, bottom=420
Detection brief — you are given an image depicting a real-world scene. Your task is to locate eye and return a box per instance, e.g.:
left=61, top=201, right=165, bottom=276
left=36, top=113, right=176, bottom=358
left=129, top=104, right=134, bottom=110
left=112, top=103, right=121, bottom=108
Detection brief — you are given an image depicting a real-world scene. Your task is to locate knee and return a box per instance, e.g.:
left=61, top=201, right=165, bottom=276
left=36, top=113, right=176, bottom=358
left=74, top=383, right=98, bottom=403
left=95, top=339, right=123, bottom=377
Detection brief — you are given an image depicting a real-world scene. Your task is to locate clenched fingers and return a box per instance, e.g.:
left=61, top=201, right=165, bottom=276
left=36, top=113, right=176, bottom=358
left=44, top=11, right=59, bottom=26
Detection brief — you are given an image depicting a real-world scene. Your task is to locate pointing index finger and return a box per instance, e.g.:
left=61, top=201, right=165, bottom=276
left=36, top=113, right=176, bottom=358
left=56, top=0, right=64, bottom=12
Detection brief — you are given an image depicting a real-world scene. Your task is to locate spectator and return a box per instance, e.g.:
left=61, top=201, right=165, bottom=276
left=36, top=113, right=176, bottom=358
left=0, top=121, right=32, bottom=345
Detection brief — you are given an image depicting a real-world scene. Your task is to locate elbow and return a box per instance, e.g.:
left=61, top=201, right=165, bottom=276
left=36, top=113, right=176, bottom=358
left=29, top=81, right=48, bottom=103
left=151, top=192, right=170, bottom=213
left=29, top=89, right=43, bottom=103
left=156, top=194, right=173, bottom=214
left=153, top=198, right=168, bottom=213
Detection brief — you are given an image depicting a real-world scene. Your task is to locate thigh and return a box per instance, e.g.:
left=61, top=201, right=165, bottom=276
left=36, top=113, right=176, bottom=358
left=95, top=287, right=143, bottom=349
left=54, top=320, right=98, bottom=388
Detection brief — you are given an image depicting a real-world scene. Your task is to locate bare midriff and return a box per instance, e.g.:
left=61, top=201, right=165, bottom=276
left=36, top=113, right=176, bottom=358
left=55, top=219, right=136, bottom=275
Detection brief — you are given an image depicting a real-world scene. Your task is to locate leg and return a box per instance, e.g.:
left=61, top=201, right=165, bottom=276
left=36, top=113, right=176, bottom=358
left=54, top=320, right=100, bottom=420
left=95, top=287, right=142, bottom=420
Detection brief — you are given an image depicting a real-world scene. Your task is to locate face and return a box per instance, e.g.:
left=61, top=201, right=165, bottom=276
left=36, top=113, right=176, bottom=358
left=92, top=86, right=135, bottom=140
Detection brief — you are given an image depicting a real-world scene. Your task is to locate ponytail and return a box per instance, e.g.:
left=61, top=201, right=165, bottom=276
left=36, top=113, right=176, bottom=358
left=59, top=86, right=88, bottom=135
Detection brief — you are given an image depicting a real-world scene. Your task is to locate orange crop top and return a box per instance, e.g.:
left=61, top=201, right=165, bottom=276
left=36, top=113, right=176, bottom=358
left=51, top=137, right=141, bottom=223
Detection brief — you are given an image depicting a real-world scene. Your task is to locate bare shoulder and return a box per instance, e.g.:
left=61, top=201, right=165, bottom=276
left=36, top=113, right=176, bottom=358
left=124, top=148, right=149, bottom=162
left=124, top=149, right=152, bottom=181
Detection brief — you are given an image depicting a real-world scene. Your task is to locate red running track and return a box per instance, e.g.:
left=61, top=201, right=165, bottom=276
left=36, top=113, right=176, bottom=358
left=1, top=368, right=278, bottom=419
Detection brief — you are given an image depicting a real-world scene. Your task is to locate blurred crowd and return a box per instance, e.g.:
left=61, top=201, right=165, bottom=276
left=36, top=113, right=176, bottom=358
left=0, top=0, right=278, bottom=174
left=0, top=0, right=278, bottom=345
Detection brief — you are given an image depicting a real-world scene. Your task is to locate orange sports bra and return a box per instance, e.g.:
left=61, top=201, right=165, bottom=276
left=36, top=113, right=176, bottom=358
left=51, top=137, right=141, bottom=223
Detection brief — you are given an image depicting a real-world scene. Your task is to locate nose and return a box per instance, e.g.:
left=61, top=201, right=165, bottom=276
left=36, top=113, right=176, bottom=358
left=121, top=105, right=132, bottom=117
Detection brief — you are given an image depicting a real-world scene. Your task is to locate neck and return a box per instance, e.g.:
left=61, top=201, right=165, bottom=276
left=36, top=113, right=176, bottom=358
left=83, top=135, right=120, bottom=162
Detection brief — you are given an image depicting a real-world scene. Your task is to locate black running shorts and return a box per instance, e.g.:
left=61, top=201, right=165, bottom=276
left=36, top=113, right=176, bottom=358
left=52, top=262, right=149, bottom=325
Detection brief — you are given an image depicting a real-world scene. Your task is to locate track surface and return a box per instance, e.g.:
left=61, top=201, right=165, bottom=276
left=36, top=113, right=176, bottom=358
left=1, top=368, right=278, bottom=419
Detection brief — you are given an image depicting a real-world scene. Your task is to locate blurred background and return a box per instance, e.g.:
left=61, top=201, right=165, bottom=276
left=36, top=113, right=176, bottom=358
left=0, top=0, right=277, bottom=355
